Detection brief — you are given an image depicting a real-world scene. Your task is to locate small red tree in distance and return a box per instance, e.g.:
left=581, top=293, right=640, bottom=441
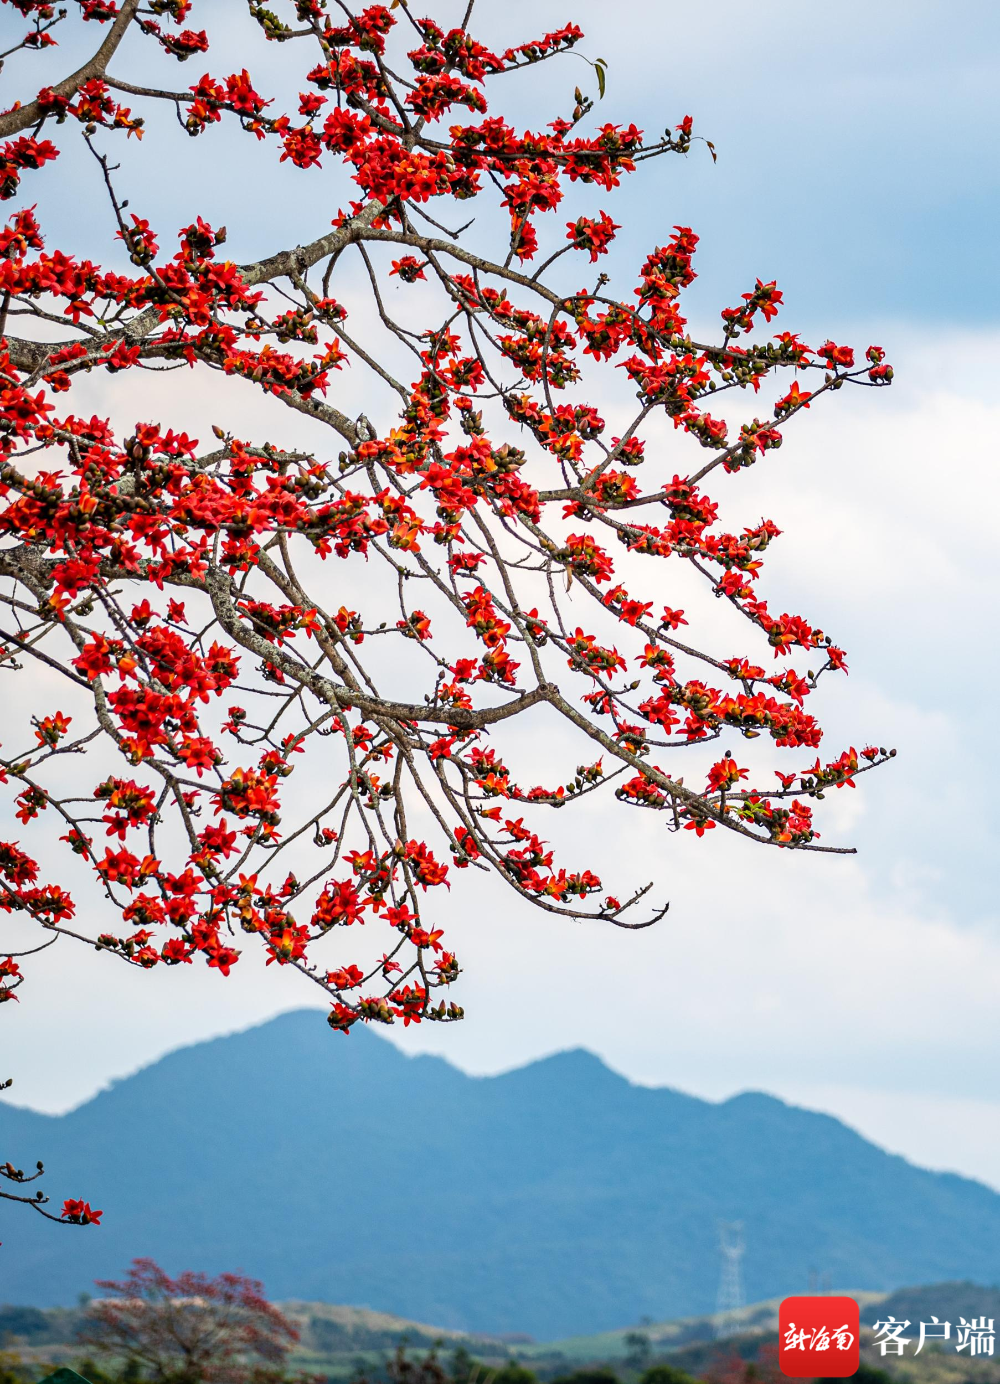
left=79, top=1257, right=300, bottom=1384
left=0, top=0, right=894, bottom=1209
left=704, top=1345, right=784, bottom=1384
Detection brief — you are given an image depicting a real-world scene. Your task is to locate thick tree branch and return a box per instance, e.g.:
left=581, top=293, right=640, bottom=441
left=0, top=0, right=142, bottom=139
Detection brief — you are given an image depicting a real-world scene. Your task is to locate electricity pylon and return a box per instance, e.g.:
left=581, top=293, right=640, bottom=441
left=714, top=1221, right=746, bottom=1339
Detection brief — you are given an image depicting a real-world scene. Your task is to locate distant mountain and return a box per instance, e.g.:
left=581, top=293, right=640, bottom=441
left=2, top=1010, right=1000, bottom=1339
left=861, top=1280, right=1000, bottom=1328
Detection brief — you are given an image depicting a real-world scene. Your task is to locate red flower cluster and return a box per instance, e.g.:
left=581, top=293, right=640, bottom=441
left=0, top=0, right=893, bottom=1066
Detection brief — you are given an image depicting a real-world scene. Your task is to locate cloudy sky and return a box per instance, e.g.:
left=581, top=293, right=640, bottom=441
left=6, top=0, right=1000, bottom=1195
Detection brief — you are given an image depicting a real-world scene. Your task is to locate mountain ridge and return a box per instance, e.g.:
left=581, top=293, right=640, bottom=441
left=2, top=1008, right=999, bottom=1338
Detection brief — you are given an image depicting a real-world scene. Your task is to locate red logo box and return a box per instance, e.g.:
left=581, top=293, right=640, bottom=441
left=779, top=1296, right=860, bottom=1378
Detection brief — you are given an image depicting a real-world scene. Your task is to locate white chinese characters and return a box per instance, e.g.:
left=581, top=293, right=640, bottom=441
left=872, top=1316, right=995, bottom=1358
left=872, top=1318, right=911, bottom=1356
left=957, top=1318, right=996, bottom=1356
left=783, top=1324, right=857, bottom=1352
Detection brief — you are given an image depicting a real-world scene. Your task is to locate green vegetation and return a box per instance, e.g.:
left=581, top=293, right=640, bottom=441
left=820, top=1369, right=891, bottom=1384
left=638, top=1366, right=700, bottom=1384
left=492, top=1366, right=543, bottom=1384
left=551, top=1369, right=620, bottom=1384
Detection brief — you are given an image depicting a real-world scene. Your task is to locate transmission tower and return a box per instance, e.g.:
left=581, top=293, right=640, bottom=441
left=714, top=1221, right=746, bottom=1339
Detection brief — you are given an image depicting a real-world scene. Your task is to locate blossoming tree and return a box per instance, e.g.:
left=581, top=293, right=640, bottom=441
left=80, top=1258, right=300, bottom=1383
left=0, top=0, right=892, bottom=1223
